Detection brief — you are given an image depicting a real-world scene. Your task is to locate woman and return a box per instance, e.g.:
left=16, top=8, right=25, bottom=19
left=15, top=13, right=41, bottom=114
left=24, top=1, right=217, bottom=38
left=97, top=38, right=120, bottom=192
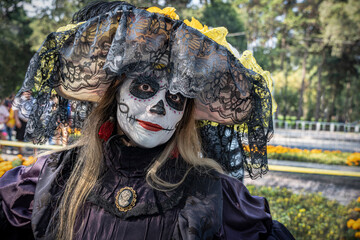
left=5, top=100, right=15, bottom=142
left=0, top=99, right=9, bottom=143
left=0, top=2, right=293, bottom=239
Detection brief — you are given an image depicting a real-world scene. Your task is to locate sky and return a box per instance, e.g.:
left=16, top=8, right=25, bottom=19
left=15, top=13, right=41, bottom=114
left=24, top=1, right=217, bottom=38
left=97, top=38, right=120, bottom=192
left=22, top=0, right=53, bottom=17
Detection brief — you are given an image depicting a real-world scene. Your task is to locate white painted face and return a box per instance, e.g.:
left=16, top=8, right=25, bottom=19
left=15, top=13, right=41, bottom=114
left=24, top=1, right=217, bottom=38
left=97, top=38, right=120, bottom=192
left=116, top=76, right=187, bottom=148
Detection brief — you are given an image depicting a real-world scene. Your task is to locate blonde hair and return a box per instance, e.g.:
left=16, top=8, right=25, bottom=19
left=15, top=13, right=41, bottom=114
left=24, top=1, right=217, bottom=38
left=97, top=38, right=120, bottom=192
left=56, top=76, right=224, bottom=240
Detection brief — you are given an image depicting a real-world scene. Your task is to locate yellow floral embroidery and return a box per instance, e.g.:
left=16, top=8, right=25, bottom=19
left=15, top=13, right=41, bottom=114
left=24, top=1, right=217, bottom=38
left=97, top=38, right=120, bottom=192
left=147, top=7, right=179, bottom=20
left=197, top=120, right=247, bottom=133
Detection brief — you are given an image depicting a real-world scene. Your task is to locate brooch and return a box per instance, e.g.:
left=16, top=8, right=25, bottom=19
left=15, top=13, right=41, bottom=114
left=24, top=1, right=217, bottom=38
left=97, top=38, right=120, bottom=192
left=115, top=186, right=137, bottom=212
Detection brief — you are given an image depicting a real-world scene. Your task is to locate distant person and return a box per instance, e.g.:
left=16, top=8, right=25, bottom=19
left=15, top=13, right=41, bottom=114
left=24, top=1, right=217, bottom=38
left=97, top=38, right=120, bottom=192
left=12, top=91, right=33, bottom=154
left=4, top=100, right=15, bottom=141
left=0, top=99, right=9, bottom=152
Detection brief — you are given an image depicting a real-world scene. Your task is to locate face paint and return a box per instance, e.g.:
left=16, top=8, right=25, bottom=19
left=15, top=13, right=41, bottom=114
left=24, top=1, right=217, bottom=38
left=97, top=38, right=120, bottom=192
left=117, top=76, right=186, bottom=148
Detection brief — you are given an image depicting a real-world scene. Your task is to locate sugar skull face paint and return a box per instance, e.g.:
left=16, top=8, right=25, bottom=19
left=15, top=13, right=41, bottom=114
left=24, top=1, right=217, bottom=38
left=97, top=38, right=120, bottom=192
left=117, top=76, right=186, bottom=148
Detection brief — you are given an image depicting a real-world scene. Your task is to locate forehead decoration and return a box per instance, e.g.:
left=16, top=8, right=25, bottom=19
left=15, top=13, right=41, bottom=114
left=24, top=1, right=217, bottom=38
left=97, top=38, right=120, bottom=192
left=15, top=2, right=274, bottom=179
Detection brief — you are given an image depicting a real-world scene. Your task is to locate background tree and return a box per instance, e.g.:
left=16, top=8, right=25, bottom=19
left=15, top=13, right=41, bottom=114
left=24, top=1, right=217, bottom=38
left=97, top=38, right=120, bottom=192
left=237, top=0, right=359, bottom=123
left=200, top=0, right=247, bottom=51
left=0, top=0, right=34, bottom=98
left=318, top=0, right=360, bottom=122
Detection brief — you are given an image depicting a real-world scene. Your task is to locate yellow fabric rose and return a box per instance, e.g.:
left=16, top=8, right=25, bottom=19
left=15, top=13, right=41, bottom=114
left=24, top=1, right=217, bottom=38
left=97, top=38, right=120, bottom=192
left=184, top=17, right=231, bottom=53
left=147, top=7, right=179, bottom=20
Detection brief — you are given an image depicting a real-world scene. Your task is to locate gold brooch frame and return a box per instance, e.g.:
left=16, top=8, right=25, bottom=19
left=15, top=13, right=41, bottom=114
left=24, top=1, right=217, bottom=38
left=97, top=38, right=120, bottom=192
left=115, top=186, right=137, bottom=212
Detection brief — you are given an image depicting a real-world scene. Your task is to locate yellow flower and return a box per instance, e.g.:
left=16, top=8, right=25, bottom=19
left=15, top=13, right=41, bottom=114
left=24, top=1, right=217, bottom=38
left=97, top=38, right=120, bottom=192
left=355, top=207, right=360, bottom=212
left=243, top=145, right=250, bottom=152
left=299, top=208, right=306, bottom=213
left=353, top=219, right=360, bottom=230
left=184, top=17, right=231, bottom=53
left=348, top=219, right=356, bottom=228
left=357, top=196, right=360, bottom=203
left=147, top=7, right=179, bottom=20
left=310, top=149, right=322, bottom=154
left=348, top=153, right=360, bottom=165
left=184, top=17, right=208, bottom=31
left=355, top=232, right=360, bottom=238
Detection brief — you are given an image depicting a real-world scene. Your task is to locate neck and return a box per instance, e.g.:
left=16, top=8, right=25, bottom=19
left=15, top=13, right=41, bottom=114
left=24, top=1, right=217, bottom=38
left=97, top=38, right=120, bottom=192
left=116, top=124, right=137, bottom=147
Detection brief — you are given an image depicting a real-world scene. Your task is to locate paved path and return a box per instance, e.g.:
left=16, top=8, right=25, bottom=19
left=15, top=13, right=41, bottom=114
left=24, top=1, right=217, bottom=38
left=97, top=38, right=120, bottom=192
left=269, top=159, right=359, bottom=172
left=245, top=160, right=360, bottom=205
left=270, top=129, right=360, bottom=152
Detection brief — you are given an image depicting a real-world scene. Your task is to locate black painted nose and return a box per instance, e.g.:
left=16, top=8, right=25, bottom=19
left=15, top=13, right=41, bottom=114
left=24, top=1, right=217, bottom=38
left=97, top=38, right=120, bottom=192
left=150, top=100, right=166, bottom=116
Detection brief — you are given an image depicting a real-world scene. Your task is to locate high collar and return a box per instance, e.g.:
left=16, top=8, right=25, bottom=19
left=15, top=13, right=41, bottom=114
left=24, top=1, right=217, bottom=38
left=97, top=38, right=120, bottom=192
left=104, top=134, right=166, bottom=177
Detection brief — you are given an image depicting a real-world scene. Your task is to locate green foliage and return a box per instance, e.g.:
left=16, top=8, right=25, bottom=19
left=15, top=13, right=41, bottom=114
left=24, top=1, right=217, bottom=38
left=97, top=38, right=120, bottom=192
left=268, top=151, right=352, bottom=165
left=200, top=0, right=247, bottom=51
left=29, top=0, right=94, bottom=51
left=275, top=86, right=299, bottom=120
left=11, top=158, right=22, bottom=167
left=247, top=185, right=358, bottom=239
left=0, top=0, right=34, bottom=97
left=319, top=0, right=360, bottom=57
left=252, top=47, right=278, bottom=72
left=237, top=0, right=360, bottom=123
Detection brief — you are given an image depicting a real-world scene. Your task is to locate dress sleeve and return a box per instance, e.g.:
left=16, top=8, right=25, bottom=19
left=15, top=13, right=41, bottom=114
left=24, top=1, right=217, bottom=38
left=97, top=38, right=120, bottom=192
left=0, top=156, right=47, bottom=237
left=220, top=174, right=294, bottom=240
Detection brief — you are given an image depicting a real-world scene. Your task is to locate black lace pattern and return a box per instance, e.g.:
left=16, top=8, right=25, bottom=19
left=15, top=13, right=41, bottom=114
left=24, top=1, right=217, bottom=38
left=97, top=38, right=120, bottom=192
left=14, top=3, right=273, bottom=178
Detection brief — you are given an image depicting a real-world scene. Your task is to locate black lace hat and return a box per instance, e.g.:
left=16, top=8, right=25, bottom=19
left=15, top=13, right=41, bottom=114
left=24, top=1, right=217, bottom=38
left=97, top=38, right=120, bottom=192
left=14, top=1, right=274, bottom=179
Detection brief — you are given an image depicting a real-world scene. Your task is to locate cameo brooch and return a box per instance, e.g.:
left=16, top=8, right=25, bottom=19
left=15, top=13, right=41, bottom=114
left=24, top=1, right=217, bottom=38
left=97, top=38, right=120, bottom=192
left=115, top=187, right=137, bottom=212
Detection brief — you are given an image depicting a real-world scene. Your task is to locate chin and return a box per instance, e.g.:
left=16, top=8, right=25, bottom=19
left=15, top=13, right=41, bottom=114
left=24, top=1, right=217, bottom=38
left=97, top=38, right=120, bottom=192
left=130, top=132, right=173, bottom=149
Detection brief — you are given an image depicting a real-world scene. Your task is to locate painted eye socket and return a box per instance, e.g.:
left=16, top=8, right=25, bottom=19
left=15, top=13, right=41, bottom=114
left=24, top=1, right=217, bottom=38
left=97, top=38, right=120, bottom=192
left=166, top=92, right=186, bottom=111
left=130, top=78, right=159, bottom=99
left=169, top=94, right=180, bottom=102
left=139, top=84, right=152, bottom=92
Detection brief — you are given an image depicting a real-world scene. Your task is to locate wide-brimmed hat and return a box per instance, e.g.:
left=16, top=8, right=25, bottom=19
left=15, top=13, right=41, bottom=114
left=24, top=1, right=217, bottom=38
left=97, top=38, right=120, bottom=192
left=15, top=1, right=274, bottom=179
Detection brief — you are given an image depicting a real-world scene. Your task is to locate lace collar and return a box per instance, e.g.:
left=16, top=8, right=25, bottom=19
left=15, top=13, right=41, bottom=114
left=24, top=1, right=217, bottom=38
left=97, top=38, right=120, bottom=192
left=103, top=134, right=166, bottom=177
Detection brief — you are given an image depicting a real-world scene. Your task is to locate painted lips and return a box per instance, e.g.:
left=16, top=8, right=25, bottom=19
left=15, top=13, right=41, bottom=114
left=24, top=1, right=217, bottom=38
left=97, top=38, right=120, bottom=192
left=137, top=119, right=164, bottom=132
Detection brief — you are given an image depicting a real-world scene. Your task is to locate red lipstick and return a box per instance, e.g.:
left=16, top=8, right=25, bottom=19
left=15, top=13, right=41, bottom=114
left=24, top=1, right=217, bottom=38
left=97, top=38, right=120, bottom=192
left=137, top=119, right=163, bottom=132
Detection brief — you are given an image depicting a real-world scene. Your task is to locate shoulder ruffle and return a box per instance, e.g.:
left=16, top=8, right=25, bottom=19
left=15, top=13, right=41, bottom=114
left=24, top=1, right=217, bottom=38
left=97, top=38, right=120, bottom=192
left=219, top=173, right=272, bottom=239
left=219, top=174, right=295, bottom=239
left=0, top=155, right=48, bottom=228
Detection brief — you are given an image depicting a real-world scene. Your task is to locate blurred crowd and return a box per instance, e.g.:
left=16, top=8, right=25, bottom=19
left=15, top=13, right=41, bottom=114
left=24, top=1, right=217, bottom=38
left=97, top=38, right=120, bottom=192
left=0, top=91, right=33, bottom=155
left=0, top=91, right=75, bottom=155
